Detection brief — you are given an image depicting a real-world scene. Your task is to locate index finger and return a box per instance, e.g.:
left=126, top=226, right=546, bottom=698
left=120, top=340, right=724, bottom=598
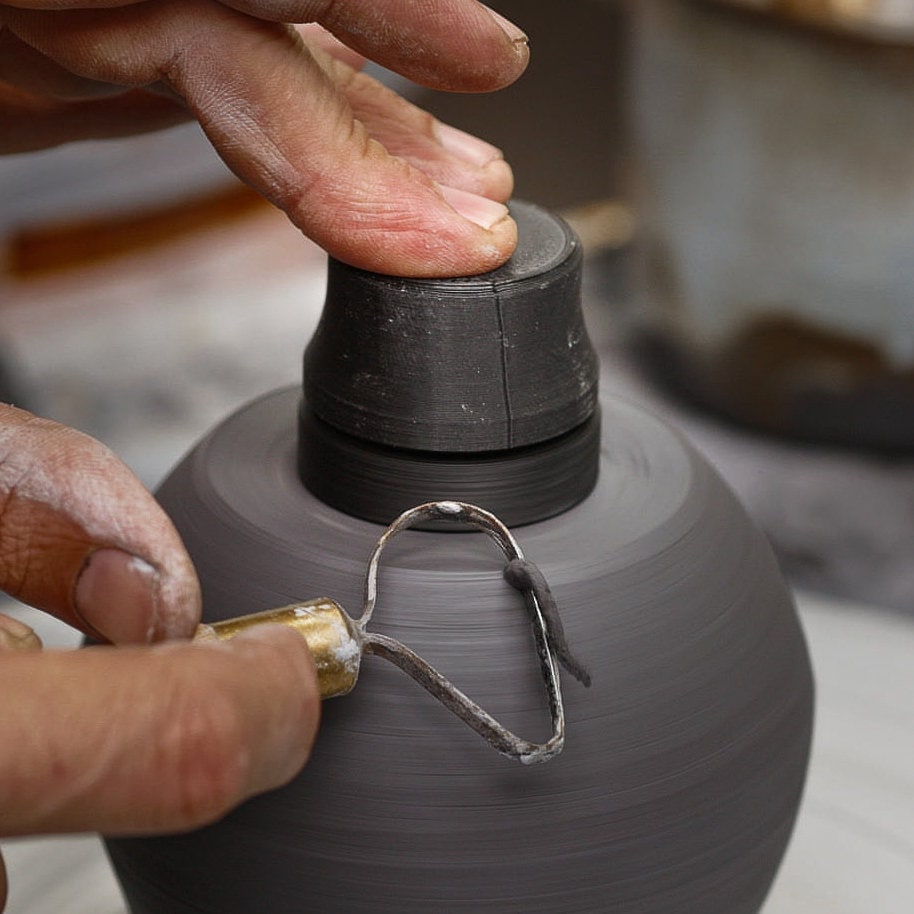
left=220, top=0, right=529, bottom=91
left=2, top=0, right=528, bottom=91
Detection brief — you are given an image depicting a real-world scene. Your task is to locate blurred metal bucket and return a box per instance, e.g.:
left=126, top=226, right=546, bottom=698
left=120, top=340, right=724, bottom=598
left=630, top=0, right=914, bottom=450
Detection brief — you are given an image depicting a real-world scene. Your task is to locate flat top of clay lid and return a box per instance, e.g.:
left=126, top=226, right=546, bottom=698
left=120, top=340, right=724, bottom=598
left=707, top=0, right=914, bottom=43
left=483, top=199, right=575, bottom=282
left=390, top=199, right=577, bottom=292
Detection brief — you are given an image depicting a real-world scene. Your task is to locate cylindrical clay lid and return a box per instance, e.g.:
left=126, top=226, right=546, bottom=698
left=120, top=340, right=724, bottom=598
left=303, top=200, right=599, bottom=453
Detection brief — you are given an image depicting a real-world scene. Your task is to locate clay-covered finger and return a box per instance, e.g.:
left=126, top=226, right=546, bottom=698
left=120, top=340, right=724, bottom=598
left=220, top=0, right=529, bottom=91
left=0, top=405, right=200, bottom=644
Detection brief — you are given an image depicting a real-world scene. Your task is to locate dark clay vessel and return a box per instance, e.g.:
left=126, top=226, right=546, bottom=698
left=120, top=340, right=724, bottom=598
left=106, top=203, right=813, bottom=913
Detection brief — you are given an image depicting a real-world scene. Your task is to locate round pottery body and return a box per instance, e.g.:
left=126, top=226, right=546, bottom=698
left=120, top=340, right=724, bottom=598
left=106, top=387, right=813, bottom=913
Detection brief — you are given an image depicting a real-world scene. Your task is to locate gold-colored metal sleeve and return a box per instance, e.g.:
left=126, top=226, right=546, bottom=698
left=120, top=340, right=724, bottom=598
left=194, top=599, right=362, bottom=699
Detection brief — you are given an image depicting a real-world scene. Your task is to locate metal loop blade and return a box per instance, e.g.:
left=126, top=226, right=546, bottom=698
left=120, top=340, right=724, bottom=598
left=357, top=501, right=566, bottom=764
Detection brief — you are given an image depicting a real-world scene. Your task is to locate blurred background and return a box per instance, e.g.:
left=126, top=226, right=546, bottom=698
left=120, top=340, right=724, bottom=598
left=1, top=1, right=912, bottom=911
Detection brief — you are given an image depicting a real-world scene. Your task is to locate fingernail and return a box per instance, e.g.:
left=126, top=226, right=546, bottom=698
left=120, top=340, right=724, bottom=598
left=0, top=614, right=42, bottom=652
left=435, top=123, right=503, bottom=168
left=482, top=5, right=529, bottom=47
left=439, top=185, right=510, bottom=230
left=74, top=549, right=159, bottom=645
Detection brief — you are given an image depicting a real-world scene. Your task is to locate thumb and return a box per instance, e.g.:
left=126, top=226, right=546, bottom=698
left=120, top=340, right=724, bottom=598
left=0, top=405, right=200, bottom=643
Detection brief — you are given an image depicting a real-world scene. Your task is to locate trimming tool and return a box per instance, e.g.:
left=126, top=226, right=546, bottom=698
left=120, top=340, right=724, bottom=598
left=195, top=501, right=588, bottom=765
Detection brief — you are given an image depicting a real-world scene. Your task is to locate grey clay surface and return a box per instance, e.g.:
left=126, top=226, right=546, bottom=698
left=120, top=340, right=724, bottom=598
left=304, top=202, right=598, bottom=453
left=106, top=386, right=813, bottom=913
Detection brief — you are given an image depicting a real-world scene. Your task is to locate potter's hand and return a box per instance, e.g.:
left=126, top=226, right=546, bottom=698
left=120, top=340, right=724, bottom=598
left=0, top=406, right=320, bottom=911
left=0, top=0, right=528, bottom=276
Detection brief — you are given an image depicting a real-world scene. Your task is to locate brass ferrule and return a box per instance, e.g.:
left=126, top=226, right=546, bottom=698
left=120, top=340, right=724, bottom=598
left=195, top=599, right=363, bottom=698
